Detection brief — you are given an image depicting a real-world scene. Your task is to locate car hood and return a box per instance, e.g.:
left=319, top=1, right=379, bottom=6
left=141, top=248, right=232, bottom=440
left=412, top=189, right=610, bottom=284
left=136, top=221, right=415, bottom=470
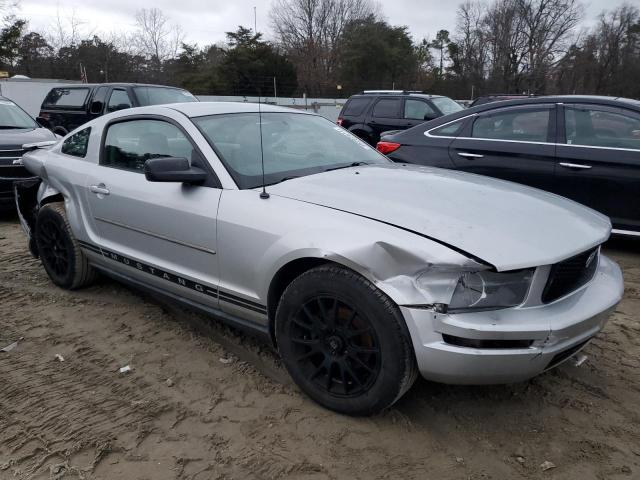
left=0, top=127, right=56, bottom=147
left=268, top=164, right=611, bottom=271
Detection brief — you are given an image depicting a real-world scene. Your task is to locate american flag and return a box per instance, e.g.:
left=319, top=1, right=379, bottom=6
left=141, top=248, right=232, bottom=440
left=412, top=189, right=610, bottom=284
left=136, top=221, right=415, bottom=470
left=80, top=64, right=88, bottom=83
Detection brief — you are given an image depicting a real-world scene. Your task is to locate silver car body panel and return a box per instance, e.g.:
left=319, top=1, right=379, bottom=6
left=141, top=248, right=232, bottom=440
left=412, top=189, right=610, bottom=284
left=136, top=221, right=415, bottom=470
left=268, top=163, right=611, bottom=272
left=19, top=102, right=624, bottom=384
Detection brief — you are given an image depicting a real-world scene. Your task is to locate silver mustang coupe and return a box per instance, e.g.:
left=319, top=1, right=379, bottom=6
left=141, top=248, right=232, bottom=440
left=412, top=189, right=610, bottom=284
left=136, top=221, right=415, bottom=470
left=16, top=102, right=623, bottom=415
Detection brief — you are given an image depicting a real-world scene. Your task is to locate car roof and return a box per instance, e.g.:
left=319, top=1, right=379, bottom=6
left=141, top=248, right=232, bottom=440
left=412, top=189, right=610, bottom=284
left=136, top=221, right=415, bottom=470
left=387, top=94, right=640, bottom=141
left=453, top=95, right=640, bottom=118
left=47, top=83, right=189, bottom=90
left=165, top=101, right=314, bottom=117
left=351, top=92, right=445, bottom=99
left=476, top=95, right=638, bottom=108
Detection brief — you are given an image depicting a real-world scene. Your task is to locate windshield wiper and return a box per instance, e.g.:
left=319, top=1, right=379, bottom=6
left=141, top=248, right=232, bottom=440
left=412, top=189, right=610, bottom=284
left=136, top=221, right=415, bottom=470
left=0, top=126, right=28, bottom=129
left=323, top=161, right=368, bottom=172
left=266, top=175, right=300, bottom=186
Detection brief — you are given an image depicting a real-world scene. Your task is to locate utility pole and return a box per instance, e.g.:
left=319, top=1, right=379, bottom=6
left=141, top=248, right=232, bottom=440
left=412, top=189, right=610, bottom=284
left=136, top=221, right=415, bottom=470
left=273, top=76, right=277, bottom=102
left=254, top=6, right=257, bottom=34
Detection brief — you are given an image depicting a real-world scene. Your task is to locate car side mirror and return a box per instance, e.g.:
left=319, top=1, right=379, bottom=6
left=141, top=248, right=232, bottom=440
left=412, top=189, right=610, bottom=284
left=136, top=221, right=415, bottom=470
left=36, top=116, right=52, bottom=130
left=423, top=112, right=438, bottom=121
left=144, top=157, right=207, bottom=184
left=90, top=100, right=104, bottom=114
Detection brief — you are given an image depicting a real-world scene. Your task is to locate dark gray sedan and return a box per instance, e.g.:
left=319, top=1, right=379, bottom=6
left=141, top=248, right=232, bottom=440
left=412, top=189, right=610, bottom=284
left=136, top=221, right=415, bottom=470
left=0, top=96, right=57, bottom=212
left=378, top=95, right=640, bottom=235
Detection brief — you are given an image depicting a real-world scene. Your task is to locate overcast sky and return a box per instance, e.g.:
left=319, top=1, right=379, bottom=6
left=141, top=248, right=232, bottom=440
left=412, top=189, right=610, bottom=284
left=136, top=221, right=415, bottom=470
left=19, top=0, right=630, bottom=46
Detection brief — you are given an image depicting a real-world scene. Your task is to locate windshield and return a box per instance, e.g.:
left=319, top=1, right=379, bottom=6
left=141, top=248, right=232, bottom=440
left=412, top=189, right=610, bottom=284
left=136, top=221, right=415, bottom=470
left=432, top=96, right=464, bottom=115
left=0, top=100, right=37, bottom=129
left=193, top=112, right=390, bottom=189
left=133, top=87, right=198, bottom=106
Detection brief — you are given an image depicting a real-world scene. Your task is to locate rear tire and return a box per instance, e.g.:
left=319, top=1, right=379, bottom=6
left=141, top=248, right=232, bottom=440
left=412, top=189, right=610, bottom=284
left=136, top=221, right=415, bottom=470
left=275, top=265, right=418, bottom=415
left=35, top=202, right=96, bottom=289
left=352, top=130, right=373, bottom=146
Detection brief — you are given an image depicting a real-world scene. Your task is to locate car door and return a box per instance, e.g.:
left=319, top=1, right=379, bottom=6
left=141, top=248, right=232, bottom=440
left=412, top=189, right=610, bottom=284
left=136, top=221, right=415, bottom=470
left=448, top=104, right=557, bottom=191
left=555, top=103, right=640, bottom=232
left=367, top=97, right=404, bottom=141
left=402, top=98, right=438, bottom=129
left=83, top=116, right=222, bottom=307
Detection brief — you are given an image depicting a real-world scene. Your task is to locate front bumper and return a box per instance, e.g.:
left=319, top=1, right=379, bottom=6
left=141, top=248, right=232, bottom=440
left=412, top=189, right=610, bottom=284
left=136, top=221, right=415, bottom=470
left=401, top=254, right=624, bottom=384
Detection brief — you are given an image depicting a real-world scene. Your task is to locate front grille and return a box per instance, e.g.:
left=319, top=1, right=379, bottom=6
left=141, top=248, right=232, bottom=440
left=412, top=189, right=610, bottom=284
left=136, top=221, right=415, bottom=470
left=0, top=148, right=25, bottom=159
left=542, top=247, right=599, bottom=303
left=0, top=165, right=30, bottom=179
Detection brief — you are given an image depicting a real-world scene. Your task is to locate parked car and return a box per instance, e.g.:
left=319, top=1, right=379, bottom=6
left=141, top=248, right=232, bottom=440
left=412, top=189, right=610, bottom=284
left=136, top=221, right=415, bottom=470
left=378, top=95, right=640, bottom=235
left=0, top=96, right=57, bottom=212
left=39, top=83, right=198, bottom=136
left=16, top=102, right=623, bottom=415
left=337, top=90, right=464, bottom=145
left=469, top=93, right=537, bottom=108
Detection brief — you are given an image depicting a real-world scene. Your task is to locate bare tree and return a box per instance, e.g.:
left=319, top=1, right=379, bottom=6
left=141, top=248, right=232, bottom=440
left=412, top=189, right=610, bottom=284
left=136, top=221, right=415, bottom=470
left=44, top=6, right=92, bottom=51
left=517, top=0, right=583, bottom=91
left=455, top=1, right=490, bottom=94
left=134, top=8, right=184, bottom=63
left=270, top=0, right=375, bottom=94
left=453, top=0, right=583, bottom=93
left=0, top=0, right=19, bottom=25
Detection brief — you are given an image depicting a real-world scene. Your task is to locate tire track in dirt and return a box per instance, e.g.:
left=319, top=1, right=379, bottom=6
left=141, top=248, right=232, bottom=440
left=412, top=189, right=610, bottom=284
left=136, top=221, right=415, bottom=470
left=2, top=217, right=640, bottom=479
left=0, top=334, right=170, bottom=478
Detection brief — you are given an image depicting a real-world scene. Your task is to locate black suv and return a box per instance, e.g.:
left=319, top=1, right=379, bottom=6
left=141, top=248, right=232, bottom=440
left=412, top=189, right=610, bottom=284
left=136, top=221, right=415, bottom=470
left=39, top=83, right=198, bottom=135
left=337, top=91, right=464, bottom=145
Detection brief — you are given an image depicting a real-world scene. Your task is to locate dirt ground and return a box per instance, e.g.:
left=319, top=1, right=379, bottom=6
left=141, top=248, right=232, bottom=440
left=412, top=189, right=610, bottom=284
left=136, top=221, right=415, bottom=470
left=0, top=212, right=639, bottom=480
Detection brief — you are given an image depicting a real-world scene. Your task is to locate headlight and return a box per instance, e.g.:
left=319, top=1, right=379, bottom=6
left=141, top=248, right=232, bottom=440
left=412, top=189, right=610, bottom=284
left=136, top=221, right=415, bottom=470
left=448, top=269, right=534, bottom=312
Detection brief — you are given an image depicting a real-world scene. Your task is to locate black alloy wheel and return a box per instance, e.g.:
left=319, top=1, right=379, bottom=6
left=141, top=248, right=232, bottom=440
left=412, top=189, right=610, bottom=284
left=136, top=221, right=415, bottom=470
left=35, top=202, right=96, bottom=289
left=290, top=296, right=381, bottom=397
left=38, top=216, right=70, bottom=278
left=276, top=265, right=418, bottom=415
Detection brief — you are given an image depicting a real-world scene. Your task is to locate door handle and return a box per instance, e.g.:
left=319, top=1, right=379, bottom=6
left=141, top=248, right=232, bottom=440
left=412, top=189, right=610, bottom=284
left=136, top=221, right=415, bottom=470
left=558, top=162, right=592, bottom=170
left=457, top=152, right=484, bottom=159
left=89, top=184, right=110, bottom=195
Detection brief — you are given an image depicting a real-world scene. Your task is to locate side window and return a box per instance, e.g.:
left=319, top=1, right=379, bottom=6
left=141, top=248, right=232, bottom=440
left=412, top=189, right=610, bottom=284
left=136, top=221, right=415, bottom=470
left=107, top=89, right=133, bottom=112
left=342, top=97, right=372, bottom=116
left=372, top=98, right=401, bottom=118
left=61, top=127, right=91, bottom=157
left=404, top=99, right=436, bottom=120
left=472, top=108, right=550, bottom=142
left=43, top=88, right=89, bottom=108
left=565, top=106, right=640, bottom=150
left=429, top=119, right=466, bottom=137
left=102, top=119, right=195, bottom=172
left=92, top=86, right=108, bottom=103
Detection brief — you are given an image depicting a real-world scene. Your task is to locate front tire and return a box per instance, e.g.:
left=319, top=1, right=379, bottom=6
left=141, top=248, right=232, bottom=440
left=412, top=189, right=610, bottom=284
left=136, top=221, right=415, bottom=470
left=35, top=202, right=96, bottom=289
left=275, top=265, right=417, bottom=415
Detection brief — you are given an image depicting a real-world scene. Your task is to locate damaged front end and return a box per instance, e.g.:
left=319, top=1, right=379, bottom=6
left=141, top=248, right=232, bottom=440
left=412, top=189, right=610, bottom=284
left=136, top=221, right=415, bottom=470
left=14, top=178, right=42, bottom=257
left=14, top=140, right=60, bottom=258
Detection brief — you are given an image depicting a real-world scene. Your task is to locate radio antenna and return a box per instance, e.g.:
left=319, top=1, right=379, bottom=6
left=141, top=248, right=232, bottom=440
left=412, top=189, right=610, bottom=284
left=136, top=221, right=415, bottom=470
left=258, top=89, right=269, bottom=199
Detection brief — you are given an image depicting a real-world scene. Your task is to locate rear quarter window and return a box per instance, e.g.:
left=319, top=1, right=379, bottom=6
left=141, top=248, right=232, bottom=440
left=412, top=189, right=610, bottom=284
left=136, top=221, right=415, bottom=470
left=429, top=119, right=466, bottom=137
left=43, top=88, right=90, bottom=108
left=61, top=127, right=91, bottom=157
left=342, top=97, right=372, bottom=116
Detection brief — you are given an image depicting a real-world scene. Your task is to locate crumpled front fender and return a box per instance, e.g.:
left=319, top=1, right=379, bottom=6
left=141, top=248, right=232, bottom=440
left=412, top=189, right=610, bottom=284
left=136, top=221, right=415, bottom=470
left=258, top=224, right=485, bottom=308
left=36, top=180, right=62, bottom=205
